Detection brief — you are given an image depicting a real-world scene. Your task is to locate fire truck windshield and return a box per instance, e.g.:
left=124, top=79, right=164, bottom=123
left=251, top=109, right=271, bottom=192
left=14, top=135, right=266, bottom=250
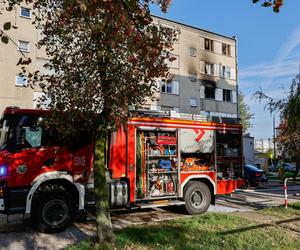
left=0, top=118, right=9, bottom=150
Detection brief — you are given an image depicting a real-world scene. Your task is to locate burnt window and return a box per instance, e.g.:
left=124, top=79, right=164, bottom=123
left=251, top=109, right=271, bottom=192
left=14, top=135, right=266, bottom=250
left=222, top=43, right=231, bottom=56
left=205, top=86, right=215, bottom=99
left=205, top=38, right=214, bottom=52
left=223, top=89, right=232, bottom=102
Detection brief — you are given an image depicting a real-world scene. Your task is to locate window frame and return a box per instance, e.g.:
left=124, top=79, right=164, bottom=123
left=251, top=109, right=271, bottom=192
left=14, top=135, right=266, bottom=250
left=204, top=38, right=214, bottom=52
left=189, top=98, right=197, bottom=107
left=20, top=7, right=32, bottom=19
left=18, top=40, right=30, bottom=52
left=160, top=80, right=179, bottom=95
left=223, top=89, right=232, bottom=102
left=189, top=48, right=197, bottom=57
left=15, top=75, right=28, bottom=87
left=204, top=62, right=215, bottom=76
left=222, top=43, right=231, bottom=56
left=204, top=86, right=216, bottom=99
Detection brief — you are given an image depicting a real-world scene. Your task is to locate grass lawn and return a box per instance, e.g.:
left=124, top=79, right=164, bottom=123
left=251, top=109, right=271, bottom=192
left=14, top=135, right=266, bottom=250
left=68, top=202, right=300, bottom=250
left=267, top=172, right=300, bottom=180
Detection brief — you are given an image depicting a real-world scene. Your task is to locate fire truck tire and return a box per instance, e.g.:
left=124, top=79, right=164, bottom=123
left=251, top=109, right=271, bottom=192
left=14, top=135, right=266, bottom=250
left=184, top=181, right=211, bottom=215
left=32, top=190, right=75, bottom=233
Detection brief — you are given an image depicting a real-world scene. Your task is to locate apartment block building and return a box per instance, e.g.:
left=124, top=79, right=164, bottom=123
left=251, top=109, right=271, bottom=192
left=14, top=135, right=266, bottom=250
left=0, top=7, right=238, bottom=119
left=148, top=16, right=238, bottom=118
left=0, top=4, right=47, bottom=113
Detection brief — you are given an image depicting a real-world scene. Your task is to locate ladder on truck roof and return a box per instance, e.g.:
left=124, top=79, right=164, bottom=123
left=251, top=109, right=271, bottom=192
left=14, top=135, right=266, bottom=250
left=131, top=109, right=240, bottom=124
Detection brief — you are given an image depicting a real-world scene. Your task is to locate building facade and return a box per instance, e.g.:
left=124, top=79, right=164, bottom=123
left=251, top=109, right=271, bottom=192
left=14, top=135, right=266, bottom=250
left=148, top=16, right=238, bottom=118
left=0, top=8, right=238, bottom=118
left=0, top=4, right=47, bottom=113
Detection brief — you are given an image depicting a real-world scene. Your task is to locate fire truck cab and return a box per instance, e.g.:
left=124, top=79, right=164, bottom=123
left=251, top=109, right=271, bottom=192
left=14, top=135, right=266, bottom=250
left=0, top=107, right=244, bottom=233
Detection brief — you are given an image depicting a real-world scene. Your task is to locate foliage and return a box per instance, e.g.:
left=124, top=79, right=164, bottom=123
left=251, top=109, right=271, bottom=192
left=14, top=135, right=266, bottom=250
left=239, top=91, right=254, bottom=134
left=254, top=73, right=300, bottom=130
left=255, top=73, right=300, bottom=176
left=253, top=0, right=284, bottom=12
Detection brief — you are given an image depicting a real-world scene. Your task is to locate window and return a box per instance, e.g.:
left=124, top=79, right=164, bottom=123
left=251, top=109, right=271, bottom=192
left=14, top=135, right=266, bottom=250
left=20, top=7, right=31, bottom=18
left=161, top=80, right=179, bottom=95
left=14, top=116, right=44, bottom=149
left=189, top=48, right=197, bottom=57
left=205, top=62, right=215, bottom=75
left=204, top=38, right=214, bottom=51
left=189, top=98, right=197, bottom=107
left=189, top=73, right=197, bottom=82
left=15, top=75, right=28, bottom=87
left=222, top=43, right=231, bottom=56
left=205, top=86, right=215, bottom=99
left=18, top=40, right=29, bottom=52
left=223, top=89, right=232, bottom=102
left=225, top=67, right=231, bottom=79
left=221, top=65, right=231, bottom=79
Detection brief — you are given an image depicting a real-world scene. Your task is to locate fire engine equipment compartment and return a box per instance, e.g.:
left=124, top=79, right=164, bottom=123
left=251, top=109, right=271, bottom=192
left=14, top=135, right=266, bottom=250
left=216, top=130, right=243, bottom=180
left=136, top=130, right=178, bottom=199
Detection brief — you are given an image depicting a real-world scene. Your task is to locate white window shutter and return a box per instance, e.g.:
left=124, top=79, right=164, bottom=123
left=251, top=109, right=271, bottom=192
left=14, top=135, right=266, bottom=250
left=216, top=88, right=223, bottom=101
left=213, top=64, right=218, bottom=76
left=232, top=91, right=237, bottom=103
left=214, top=64, right=219, bottom=76
left=200, top=86, right=205, bottom=99
left=205, top=63, right=211, bottom=75
left=200, top=61, right=205, bottom=74
left=219, top=64, right=223, bottom=77
left=199, top=37, right=205, bottom=50
left=172, top=81, right=179, bottom=94
left=231, top=67, right=236, bottom=80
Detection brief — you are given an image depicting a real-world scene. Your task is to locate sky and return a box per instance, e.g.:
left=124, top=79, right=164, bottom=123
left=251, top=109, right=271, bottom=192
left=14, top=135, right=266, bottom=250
left=151, top=0, right=300, bottom=139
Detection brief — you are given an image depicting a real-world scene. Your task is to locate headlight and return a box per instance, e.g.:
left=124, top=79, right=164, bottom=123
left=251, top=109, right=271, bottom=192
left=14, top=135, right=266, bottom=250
left=0, top=166, right=7, bottom=176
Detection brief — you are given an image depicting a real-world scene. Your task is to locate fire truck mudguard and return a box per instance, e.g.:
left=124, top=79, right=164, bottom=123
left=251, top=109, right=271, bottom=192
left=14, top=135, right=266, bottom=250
left=179, top=175, right=216, bottom=197
left=25, top=171, right=84, bottom=214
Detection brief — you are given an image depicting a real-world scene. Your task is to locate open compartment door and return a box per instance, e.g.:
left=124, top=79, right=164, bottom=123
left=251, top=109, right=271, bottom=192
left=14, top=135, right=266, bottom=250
left=216, top=129, right=244, bottom=194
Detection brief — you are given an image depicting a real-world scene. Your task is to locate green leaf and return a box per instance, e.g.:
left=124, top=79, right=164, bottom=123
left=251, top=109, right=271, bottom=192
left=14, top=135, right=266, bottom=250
left=262, top=1, right=272, bottom=7
left=3, top=22, right=11, bottom=31
left=16, top=58, right=23, bottom=66
left=1, top=36, right=9, bottom=44
left=252, top=0, right=260, bottom=3
left=5, top=6, right=13, bottom=11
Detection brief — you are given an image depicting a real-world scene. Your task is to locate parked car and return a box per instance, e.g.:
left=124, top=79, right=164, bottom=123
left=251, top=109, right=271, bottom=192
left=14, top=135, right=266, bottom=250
left=244, top=164, right=268, bottom=187
left=283, top=163, right=296, bottom=172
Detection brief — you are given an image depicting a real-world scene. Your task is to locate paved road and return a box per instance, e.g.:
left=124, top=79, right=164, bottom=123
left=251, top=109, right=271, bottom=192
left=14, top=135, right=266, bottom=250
left=0, top=181, right=299, bottom=250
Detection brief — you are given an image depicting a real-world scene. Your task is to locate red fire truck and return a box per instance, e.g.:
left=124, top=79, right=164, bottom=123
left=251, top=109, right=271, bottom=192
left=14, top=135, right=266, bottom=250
left=0, top=107, right=244, bottom=233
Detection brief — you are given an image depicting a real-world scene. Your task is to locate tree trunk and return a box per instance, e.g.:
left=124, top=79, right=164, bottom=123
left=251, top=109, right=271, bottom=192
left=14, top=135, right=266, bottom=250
left=93, top=128, right=113, bottom=243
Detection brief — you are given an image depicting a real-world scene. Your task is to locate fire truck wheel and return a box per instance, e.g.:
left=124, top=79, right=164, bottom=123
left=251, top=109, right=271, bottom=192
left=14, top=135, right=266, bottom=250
left=33, top=190, right=75, bottom=233
left=184, top=181, right=211, bottom=215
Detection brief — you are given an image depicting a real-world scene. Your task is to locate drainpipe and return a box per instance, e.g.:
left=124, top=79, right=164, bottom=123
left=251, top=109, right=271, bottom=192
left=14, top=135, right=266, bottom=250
left=233, top=36, right=239, bottom=120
